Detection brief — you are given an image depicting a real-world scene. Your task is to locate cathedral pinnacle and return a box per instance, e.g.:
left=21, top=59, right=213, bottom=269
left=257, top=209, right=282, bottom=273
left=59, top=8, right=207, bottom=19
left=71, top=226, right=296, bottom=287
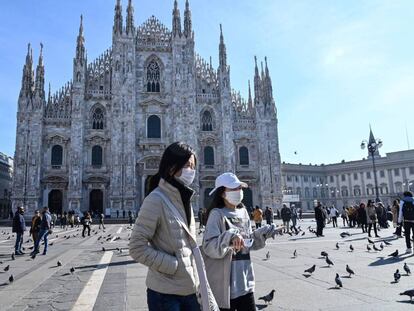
left=219, top=24, right=227, bottom=70
left=184, top=0, right=192, bottom=38
left=172, top=0, right=182, bottom=37
left=113, top=0, right=123, bottom=35
left=34, top=43, right=45, bottom=99
left=248, top=80, right=253, bottom=109
left=76, top=15, right=86, bottom=64
left=126, top=0, right=135, bottom=35
left=20, top=43, right=34, bottom=98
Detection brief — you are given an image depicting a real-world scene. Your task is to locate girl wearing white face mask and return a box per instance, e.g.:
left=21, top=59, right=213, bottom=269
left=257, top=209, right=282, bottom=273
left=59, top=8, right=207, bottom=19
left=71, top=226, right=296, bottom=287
left=202, top=173, right=280, bottom=311
left=129, top=142, right=202, bottom=311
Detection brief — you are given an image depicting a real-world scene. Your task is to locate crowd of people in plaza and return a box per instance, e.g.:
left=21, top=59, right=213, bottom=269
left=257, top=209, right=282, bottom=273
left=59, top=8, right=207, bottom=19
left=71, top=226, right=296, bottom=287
left=11, top=206, right=136, bottom=258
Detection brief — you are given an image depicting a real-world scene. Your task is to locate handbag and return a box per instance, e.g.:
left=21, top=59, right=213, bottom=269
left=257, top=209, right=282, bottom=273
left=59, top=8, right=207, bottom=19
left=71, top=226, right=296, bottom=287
left=153, top=189, right=220, bottom=311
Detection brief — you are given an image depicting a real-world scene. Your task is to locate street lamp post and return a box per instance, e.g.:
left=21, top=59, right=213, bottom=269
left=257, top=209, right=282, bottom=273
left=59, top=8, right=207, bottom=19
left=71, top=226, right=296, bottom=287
left=361, top=129, right=383, bottom=202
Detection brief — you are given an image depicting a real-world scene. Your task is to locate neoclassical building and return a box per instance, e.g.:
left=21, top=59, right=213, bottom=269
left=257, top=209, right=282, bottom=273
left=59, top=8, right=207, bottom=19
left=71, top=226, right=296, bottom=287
left=281, top=131, right=414, bottom=210
left=12, top=0, right=282, bottom=216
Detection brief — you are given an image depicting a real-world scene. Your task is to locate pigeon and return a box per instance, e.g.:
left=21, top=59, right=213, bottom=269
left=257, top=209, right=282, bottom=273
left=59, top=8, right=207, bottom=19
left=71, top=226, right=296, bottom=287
left=102, top=247, right=106, bottom=252
left=349, top=245, right=354, bottom=252
left=389, top=250, right=399, bottom=258
left=11, top=253, right=15, bottom=260
left=367, top=245, right=372, bottom=252
left=4, top=265, right=10, bottom=272
left=31, top=253, right=36, bottom=260
left=340, top=232, right=351, bottom=238
left=394, top=269, right=401, bottom=283
left=301, top=232, right=305, bottom=236
left=373, top=244, right=381, bottom=252
left=325, top=256, right=334, bottom=267
left=383, top=240, right=392, bottom=246
left=304, top=265, right=316, bottom=274
left=321, top=251, right=328, bottom=257
left=346, top=265, right=355, bottom=277
left=57, top=261, right=62, bottom=267
left=266, top=251, right=270, bottom=260
left=400, top=289, right=414, bottom=301
left=335, top=273, right=342, bottom=288
left=70, top=267, right=75, bottom=274
left=368, top=238, right=375, bottom=244
left=49, top=242, right=54, bottom=246
left=336, top=243, right=339, bottom=250
left=258, top=289, right=275, bottom=304
left=404, top=263, right=411, bottom=275
left=8, top=275, right=14, bottom=283
left=293, top=250, right=297, bottom=258
left=380, top=243, right=384, bottom=250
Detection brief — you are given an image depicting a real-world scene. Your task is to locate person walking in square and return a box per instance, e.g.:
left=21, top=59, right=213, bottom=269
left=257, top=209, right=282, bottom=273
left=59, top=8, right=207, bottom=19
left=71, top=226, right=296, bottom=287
left=392, top=199, right=402, bottom=237
left=202, top=172, right=280, bottom=310
left=99, top=213, right=105, bottom=230
left=330, top=206, right=338, bottom=228
left=12, top=206, right=26, bottom=255
left=29, top=210, right=41, bottom=248
left=366, top=200, right=379, bottom=238
left=252, top=206, right=263, bottom=229
left=314, top=200, right=326, bottom=237
left=129, top=142, right=201, bottom=311
left=281, top=204, right=292, bottom=233
left=81, top=212, right=92, bottom=237
left=32, top=207, right=52, bottom=256
left=398, top=191, right=414, bottom=254
left=264, top=206, right=273, bottom=225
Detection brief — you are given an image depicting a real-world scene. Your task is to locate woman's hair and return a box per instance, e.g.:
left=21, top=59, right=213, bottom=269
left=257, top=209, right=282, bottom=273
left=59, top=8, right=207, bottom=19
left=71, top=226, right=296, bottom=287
left=147, top=142, right=196, bottom=195
left=204, top=186, right=244, bottom=225
left=359, top=203, right=365, bottom=208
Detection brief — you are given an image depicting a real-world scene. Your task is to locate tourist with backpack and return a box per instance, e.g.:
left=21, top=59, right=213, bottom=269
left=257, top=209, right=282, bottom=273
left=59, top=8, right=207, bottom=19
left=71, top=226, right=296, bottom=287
left=398, top=191, right=414, bottom=254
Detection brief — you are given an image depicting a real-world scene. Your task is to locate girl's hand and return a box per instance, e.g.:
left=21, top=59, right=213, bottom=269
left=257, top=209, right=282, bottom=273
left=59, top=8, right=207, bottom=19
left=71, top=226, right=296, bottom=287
left=231, top=234, right=245, bottom=251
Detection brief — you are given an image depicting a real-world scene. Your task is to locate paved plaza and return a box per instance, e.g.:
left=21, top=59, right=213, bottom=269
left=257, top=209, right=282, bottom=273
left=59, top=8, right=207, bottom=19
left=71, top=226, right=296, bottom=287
left=0, top=220, right=413, bottom=310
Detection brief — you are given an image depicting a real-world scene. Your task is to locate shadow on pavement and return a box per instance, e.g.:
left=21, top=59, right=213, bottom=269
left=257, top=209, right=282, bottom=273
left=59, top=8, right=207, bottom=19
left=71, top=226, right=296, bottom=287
left=369, top=254, right=414, bottom=267
left=256, top=304, right=269, bottom=310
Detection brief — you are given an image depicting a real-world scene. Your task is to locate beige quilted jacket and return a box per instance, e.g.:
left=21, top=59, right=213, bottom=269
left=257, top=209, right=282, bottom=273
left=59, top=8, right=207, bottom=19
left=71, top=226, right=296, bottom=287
left=129, top=178, right=199, bottom=296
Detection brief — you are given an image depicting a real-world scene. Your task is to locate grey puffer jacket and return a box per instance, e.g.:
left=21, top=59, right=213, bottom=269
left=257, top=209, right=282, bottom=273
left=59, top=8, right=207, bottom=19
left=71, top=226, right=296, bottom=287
left=129, top=179, right=199, bottom=296
left=202, top=207, right=273, bottom=309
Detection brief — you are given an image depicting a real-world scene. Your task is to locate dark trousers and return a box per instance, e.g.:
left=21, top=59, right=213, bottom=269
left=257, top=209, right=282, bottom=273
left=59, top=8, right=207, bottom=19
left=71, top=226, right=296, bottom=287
left=255, top=222, right=262, bottom=229
left=404, top=222, right=414, bottom=249
left=14, top=232, right=23, bottom=253
left=147, top=288, right=200, bottom=311
left=316, top=220, right=324, bottom=236
left=395, top=224, right=402, bottom=236
left=82, top=225, right=91, bottom=237
left=332, top=217, right=338, bottom=227
left=342, top=217, right=348, bottom=227
left=220, top=292, right=256, bottom=311
left=361, top=223, right=367, bottom=233
left=368, top=222, right=378, bottom=237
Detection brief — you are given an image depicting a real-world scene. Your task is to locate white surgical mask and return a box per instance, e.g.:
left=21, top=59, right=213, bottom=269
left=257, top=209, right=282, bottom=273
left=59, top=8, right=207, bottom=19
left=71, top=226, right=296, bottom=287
left=225, top=190, right=244, bottom=206
left=176, top=167, right=196, bottom=186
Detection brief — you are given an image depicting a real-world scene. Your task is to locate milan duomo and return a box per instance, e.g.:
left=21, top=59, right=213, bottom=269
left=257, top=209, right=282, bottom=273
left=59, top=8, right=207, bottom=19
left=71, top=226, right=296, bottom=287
left=12, top=0, right=282, bottom=217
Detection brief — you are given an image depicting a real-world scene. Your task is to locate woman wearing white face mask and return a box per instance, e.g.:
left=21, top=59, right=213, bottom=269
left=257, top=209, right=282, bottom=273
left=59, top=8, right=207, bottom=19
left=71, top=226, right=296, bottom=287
left=202, top=173, right=280, bottom=311
left=129, top=142, right=201, bottom=310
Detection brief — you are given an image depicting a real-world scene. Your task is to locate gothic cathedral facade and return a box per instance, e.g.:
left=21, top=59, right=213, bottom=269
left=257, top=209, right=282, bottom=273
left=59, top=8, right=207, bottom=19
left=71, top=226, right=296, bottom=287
left=12, top=0, right=282, bottom=216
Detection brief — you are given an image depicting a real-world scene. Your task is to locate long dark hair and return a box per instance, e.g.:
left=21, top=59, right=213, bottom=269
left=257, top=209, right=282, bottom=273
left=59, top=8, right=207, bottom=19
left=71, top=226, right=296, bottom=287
left=147, top=142, right=196, bottom=195
left=204, top=186, right=244, bottom=225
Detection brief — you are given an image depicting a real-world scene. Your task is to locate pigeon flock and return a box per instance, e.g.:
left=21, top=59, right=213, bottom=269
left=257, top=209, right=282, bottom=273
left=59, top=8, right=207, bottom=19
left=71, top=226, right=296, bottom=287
left=0, top=226, right=132, bottom=287
left=256, top=224, right=414, bottom=307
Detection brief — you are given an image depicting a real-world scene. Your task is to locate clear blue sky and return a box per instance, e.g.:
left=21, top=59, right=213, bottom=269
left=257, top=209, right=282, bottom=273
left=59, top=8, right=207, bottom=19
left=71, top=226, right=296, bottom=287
left=1, top=0, right=413, bottom=165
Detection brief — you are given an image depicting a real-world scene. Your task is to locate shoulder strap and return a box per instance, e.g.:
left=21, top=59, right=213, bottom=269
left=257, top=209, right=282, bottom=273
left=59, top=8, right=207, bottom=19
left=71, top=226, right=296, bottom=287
left=152, top=189, right=196, bottom=244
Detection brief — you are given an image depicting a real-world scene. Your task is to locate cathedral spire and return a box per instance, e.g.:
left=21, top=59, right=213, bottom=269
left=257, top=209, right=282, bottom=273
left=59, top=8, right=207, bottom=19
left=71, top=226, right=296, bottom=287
left=20, top=43, right=34, bottom=98
left=34, top=43, right=45, bottom=99
left=126, top=0, right=135, bottom=35
left=219, top=24, right=227, bottom=70
left=248, top=80, right=253, bottom=109
left=172, top=0, right=182, bottom=37
left=264, top=56, right=273, bottom=101
left=76, top=15, right=85, bottom=64
left=183, top=0, right=192, bottom=38
left=253, top=56, right=261, bottom=103
left=113, top=0, right=123, bottom=35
